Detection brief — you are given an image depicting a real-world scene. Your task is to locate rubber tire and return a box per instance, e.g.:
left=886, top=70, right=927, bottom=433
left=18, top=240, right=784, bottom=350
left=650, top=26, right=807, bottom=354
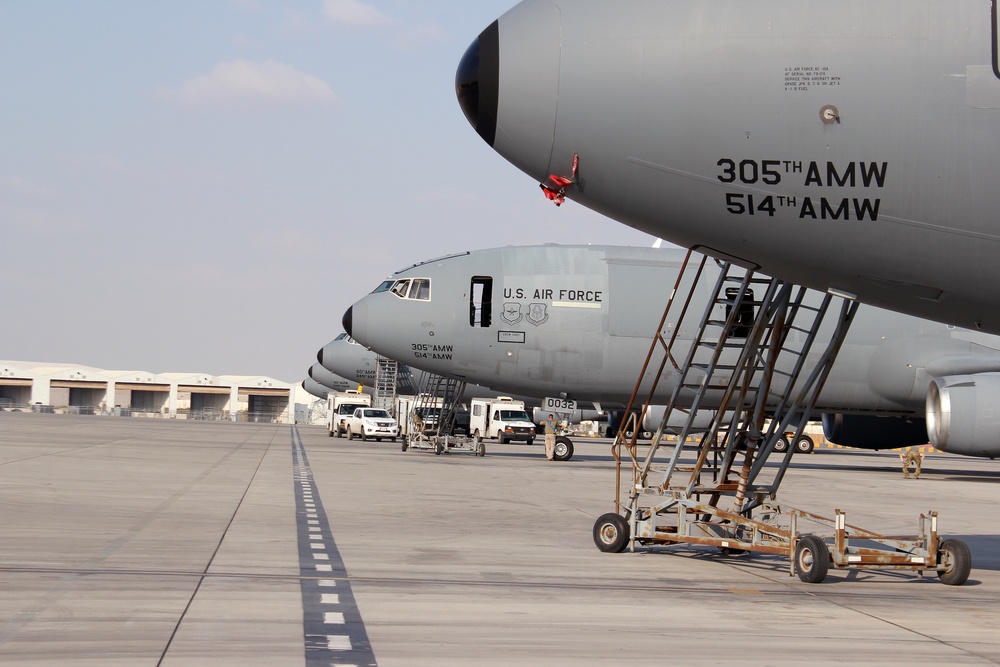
left=401, top=437, right=408, bottom=452
left=937, top=538, right=972, bottom=586
left=794, top=535, right=830, bottom=583
left=361, top=431, right=368, bottom=442
left=795, top=435, right=815, bottom=454
left=347, top=428, right=354, bottom=441
left=375, top=437, right=382, bottom=442
left=526, top=437, right=534, bottom=446
left=328, top=429, right=334, bottom=438
left=477, top=440, right=486, bottom=457
left=434, top=443, right=443, bottom=455
left=553, top=436, right=574, bottom=462
left=390, top=437, right=396, bottom=443
left=498, top=433, right=508, bottom=445
left=593, top=513, right=630, bottom=553
left=336, top=428, right=343, bottom=438
left=773, top=436, right=789, bottom=453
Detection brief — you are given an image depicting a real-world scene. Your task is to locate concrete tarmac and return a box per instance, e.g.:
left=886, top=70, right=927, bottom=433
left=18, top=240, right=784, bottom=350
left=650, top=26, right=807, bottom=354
left=1, top=412, right=999, bottom=666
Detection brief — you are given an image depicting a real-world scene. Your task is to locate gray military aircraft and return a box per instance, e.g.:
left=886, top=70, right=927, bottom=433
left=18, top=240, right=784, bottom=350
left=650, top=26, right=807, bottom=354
left=316, top=332, right=601, bottom=425
left=307, top=362, right=361, bottom=396
left=302, top=376, right=335, bottom=400
left=456, top=1, right=1000, bottom=335
left=343, top=244, right=1000, bottom=457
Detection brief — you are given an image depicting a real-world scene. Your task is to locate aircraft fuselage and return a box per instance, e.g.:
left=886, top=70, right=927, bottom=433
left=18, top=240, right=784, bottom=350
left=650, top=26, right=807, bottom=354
left=458, top=0, right=1000, bottom=333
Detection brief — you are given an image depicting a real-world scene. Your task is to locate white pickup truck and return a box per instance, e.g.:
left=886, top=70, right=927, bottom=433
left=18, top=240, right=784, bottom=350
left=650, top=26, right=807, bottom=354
left=344, top=407, right=399, bottom=442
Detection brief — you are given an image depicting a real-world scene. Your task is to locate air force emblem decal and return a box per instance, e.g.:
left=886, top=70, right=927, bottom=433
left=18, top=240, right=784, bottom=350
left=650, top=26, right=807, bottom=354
left=501, top=302, right=523, bottom=325
left=526, top=302, right=549, bottom=326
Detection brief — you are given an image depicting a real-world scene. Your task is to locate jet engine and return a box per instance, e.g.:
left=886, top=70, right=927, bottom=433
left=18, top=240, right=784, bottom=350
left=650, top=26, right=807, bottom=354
left=821, top=414, right=928, bottom=450
left=532, top=407, right=603, bottom=427
left=926, top=374, right=1000, bottom=458
left=642, top=406, right=734, bottom=434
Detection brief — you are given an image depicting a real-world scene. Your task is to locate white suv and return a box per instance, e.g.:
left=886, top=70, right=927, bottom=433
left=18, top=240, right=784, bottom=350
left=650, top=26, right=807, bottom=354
left=345, top=408, right=399, bottom=442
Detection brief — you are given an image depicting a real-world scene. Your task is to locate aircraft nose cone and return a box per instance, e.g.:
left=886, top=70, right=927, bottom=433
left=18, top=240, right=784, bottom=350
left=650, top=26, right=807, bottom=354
left=342, top=306, right=353, bottom=338
left=457, top=7, right=561, bottom=187
left=342, top=300, right=369, bottom=344
left=456, top=21, right=498, bottom=147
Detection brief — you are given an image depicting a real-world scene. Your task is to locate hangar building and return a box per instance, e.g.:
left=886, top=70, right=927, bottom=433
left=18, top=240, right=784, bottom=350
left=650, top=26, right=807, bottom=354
left=0, top=361, right=296, bottom=423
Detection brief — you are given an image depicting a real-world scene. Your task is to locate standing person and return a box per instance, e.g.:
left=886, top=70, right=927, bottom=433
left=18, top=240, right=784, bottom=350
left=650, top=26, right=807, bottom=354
left=900, top=448, right=925, bottom=479
left=544, top=414, right=558, bottom=460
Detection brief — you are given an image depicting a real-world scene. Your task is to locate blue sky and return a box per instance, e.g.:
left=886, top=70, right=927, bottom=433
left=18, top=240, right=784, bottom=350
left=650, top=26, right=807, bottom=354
left=0, top=1, right=654, bottom=382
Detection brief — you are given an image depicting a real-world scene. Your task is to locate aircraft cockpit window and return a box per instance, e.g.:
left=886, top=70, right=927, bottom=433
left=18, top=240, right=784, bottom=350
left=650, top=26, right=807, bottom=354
left=335, top=332, right=348, bottom=341
left=372, top=280, right=394, bottom=294
left=410, top=278, right=431, bottom=301
left=390, top=279, right=411, bottom=298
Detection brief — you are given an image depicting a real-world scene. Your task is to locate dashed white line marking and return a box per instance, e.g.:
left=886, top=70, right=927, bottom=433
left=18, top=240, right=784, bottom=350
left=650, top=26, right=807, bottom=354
left=321, top=594, right=341, bottom=604
left=314, top=553, right=330, bottom=560
left=324, top=612, right=346, bottom=624
left=316, top=564, right=333, bottom=572
left=324, top=634, right=352, bottom=651
left=311, top=543, right=325, bottom=550
left=305, top=634, right=353, bottom=652
left=319, top=579, right=337, bottom=587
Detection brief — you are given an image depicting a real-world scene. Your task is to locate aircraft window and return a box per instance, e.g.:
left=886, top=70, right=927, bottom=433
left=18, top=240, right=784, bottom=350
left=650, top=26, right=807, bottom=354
left=470, top=276, right=493, bottom=327
left=372, top=280, right=395, bottom=294
left=390, top=280, right=411, bottom=298
left=335, top=333, right=348, bottom=341
left=725, top=287, right=755, bottom=339
left=410, top=278, right=431, bottom=301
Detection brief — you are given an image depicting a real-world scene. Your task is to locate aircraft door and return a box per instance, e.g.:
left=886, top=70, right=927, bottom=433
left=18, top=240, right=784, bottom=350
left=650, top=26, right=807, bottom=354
left=470, top=276, right=493, bottom=327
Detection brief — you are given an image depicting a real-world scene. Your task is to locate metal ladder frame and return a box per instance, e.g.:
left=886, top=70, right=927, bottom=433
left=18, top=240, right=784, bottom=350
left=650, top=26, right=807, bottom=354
left=403, top=374, right=482, bottom=456
left=373, top=355, right=398, bottom=414
left=600, top=250, right=966, bottom=584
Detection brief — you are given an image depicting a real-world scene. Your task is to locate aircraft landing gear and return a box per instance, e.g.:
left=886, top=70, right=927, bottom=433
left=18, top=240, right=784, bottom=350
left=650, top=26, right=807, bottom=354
left=552, top=436, right=574, bottom=461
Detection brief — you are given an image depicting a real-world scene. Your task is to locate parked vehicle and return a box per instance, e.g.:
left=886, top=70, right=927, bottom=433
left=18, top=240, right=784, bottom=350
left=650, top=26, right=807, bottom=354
left=344, top=407, right=399, bottom=442
left=327, top=390, right=372, bottom=437
left=469, top=397, right=535, bottom=445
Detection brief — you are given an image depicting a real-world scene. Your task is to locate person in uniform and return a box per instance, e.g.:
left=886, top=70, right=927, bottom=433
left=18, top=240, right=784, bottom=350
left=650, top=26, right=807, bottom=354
left=900, top=448, right=925, bottom=479
left=544, top=414, right=558, bottom=460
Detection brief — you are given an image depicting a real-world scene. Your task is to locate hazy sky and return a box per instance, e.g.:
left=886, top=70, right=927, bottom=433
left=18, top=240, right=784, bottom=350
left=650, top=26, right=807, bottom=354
left=0, top=1, right=655, bottom=383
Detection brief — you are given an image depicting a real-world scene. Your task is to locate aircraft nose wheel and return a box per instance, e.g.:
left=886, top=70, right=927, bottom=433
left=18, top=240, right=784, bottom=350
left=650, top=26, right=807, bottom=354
left=593, top=513, right=630, bottom=553
left=553, top=436, right=574, bottom=461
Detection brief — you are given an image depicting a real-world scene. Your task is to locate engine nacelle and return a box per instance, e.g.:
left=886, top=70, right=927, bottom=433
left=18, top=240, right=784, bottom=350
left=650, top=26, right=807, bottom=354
left=821, top=414, right=928, bottom=450
left=927, top=374, right=1000, bottom=457
left=642, top=406, right=734, bottom=433
left=532, top=407, right=602, bottom=426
